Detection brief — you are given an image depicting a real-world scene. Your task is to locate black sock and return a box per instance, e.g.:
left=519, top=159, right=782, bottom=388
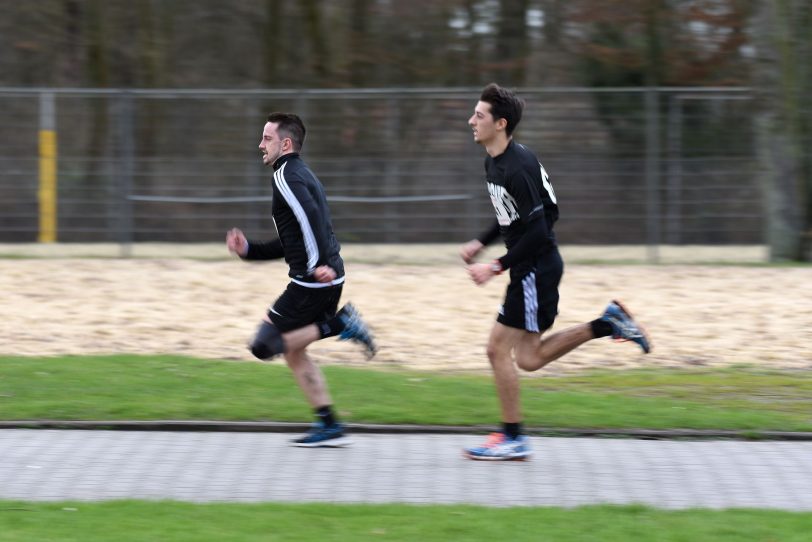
left=503, top=422, right=522, bottom=440
left=316, top=405, right=338, bottom=428
left=318, top=314, right=346, bottom=339
left=590, top=318, right=613, bottom=338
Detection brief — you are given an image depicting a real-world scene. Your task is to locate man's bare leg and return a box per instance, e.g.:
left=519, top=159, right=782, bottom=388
left=484, top=322, right=595, bottom=424
left=270, top=304, right=377, bottom=360
left=514, top=323, right=595, bottom=372
left=282, top=337, right=352, bottom=448
left=283, top=346, right=331, bottom=408
left=486, top=322, right=525, bottom=423
left=464, top=322, right=533, bottom=460
left=279, top=321, right=321, bottom=353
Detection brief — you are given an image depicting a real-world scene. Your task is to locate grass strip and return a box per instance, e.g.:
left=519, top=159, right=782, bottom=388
left=1, top=355, right=811, bottom=432
left=1, top=501, right=811, bottom=542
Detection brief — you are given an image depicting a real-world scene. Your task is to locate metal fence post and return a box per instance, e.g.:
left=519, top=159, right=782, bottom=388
left=245, top=101, right=264, bottom=235
left=666, top=94, right=683, bottom=245
left=384, top=97, right=401, bottom=242
left=38, top=91, right=57, bottom=243
left=645, top=87, right=661, bottom=263
left=115, top=91, right=135, bottom=257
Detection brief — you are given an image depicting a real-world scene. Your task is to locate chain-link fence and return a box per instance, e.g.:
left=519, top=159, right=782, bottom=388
left=0, top=87, right=760, bottom=252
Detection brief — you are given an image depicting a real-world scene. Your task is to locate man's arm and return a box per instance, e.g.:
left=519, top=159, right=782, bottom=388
left=244, top=238, right=285, bottom=260
left=468, top=216, right=547, bottom=286
left=467, top=169, right=549, bottom=285
left=494, top=215, right=547, bottom=270
left=461, top=219, right=501, bottom=264
left=495, top=167, right=549, bottom=271
left=226, top=227, right=284, bottom=260
left=477, top=219, right=501, bottom=247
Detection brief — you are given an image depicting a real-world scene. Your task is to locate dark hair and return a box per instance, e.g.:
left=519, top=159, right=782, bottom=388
left=479, top=83, right=524, bottom=136
left=267, top=112, right=306, bottom=151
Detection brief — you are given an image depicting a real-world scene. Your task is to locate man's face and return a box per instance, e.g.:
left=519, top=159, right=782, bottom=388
left=258, top=122, right=287, bottom=166
left=468, top=101, right=501, bottom=145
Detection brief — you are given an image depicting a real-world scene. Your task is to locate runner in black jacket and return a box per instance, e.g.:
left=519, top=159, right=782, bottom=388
left=227, top=112, right=375, bottom=448
left=460, top=84, right=651, bottom=461
left=241, top=152, right=344, bottom=286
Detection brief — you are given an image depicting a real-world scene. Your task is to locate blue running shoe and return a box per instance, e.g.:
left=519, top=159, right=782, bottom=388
left=337, top=303, right=377, bottom=359
left=292, top=422, right=353, bottom=448
left=463, top=433, right=531, bottom=461
left=601, top=300, right=652, bottom=353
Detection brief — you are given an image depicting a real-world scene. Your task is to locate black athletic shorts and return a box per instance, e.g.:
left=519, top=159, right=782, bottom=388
left=267, top=282, right=343, bottom=332
left=497, top=249, right=563, bottom=333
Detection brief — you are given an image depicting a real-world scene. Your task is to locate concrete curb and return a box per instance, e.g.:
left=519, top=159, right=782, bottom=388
left=2, top=420, right=812, bottom=441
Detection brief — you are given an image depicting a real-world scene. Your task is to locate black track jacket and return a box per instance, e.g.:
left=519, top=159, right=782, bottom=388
left=243, top=153, right=345, bottom=286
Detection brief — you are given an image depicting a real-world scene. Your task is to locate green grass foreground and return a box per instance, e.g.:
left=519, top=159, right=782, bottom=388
left=0, top=501, right=810, bottom=542
left=1, top=355, right=811, bottom=432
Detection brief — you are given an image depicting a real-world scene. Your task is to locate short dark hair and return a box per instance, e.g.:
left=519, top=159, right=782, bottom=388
left=267, top=112, right=306, bottom=151
left=479, top=83, right=524, bottom=137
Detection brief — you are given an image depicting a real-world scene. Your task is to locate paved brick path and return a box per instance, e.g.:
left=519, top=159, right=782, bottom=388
left=2, top=429, right=811, bottom=510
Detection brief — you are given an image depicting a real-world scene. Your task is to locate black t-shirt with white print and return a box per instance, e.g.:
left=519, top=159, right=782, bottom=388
left=480, top=140, right=559, bottom=273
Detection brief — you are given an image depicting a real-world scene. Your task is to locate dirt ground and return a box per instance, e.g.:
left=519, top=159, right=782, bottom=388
left=2, top=244, right=810, bottom=375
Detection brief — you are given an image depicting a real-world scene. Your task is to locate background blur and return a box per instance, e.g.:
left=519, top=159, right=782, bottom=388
left=0, top=0, right=810, bottom=260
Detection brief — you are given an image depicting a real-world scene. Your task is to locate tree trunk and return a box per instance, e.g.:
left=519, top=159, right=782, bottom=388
left=348, top=0, right=370, bottom=87
left=643, top=0, right=666, bottom=86
left=753, top=0, right=809, bottom=261
left=60, top=0, right=83, bottom=86
left=302, top=0, right=331, bottom=80
left=262, top=0, right=282, bottom=87
left=85, top=0, right=109, bottom=213
left=495, top=0, right=529, bottom=84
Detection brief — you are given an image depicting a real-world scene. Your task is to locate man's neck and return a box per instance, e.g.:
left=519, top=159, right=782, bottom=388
left=272, top=151, right=298, bottom=170
left=484, top=136, right=511, bottom=158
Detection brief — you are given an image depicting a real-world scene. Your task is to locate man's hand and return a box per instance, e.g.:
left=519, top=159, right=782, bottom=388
left=467, top=262, right=498, bottom=286
left=226, top=227, right=248, bottom=257
left=313, top=265, right=337, bottom=283
left=460, top=239, right=484, bottom=264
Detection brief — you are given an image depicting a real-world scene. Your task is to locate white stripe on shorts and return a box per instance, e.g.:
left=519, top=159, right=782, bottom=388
left=522, top=271, right=539, bottom=332
left=291, top=275, right=346, bottom=288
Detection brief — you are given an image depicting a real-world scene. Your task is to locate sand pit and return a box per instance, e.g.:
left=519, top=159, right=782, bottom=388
left=2, top=244, right=810, bottom=374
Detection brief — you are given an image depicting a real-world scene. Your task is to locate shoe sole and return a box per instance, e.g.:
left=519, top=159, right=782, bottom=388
left=292, top=436, right=353, bottom=448
left=462, top=450, right=531, bottom=461
left=611, top=299, right=653, bottom=354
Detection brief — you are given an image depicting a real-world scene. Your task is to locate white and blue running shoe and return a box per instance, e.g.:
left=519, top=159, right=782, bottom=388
left=292, top=422, right=353, bottom=448
left=464, top=433, right=532, bottom=461
left=600, top=300, right=652, bottom=353
left=337, top=303, right=377, bottom=359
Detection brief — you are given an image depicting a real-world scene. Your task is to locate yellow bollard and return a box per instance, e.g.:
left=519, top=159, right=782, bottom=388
left=38, top=129, right=57, bottom=243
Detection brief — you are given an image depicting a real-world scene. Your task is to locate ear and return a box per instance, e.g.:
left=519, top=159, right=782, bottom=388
left=495, top=117, right=508, bottom=132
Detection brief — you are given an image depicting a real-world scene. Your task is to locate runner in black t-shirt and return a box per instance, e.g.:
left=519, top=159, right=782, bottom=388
left=460, top=84, right=652, bottom=461
left=227, top=113, right=376, bottom=448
